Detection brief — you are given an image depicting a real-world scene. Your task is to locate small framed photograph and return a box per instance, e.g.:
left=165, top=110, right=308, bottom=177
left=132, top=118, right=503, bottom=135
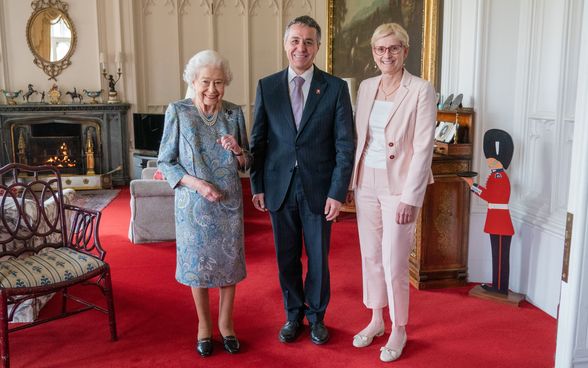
left=435, top=122, right=457, bottom=143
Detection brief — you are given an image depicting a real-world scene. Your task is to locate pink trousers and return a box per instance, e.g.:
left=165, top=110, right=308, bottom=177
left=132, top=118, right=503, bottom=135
left=355, top=166, right=415, bottom=326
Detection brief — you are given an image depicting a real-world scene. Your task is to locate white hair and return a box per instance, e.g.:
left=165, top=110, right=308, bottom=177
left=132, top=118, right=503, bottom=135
left=182, top=50, right=233, bottom=87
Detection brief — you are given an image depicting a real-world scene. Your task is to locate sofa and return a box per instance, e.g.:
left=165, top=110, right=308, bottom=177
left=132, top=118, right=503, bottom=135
left=128, top=164, right=175, bottom=243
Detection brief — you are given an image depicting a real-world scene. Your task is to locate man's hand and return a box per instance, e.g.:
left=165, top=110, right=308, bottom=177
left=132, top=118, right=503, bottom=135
left=324, top=198, right=342, bottom=221
left=252, top=193, right=267, bottom=212
left=396, top=202, right=416, bottom=224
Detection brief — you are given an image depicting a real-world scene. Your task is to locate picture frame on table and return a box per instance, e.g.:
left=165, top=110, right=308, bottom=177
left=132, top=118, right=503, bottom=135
left=326, top=0, right=442, bottom=89
left=435, top=121, right=457, bottom=143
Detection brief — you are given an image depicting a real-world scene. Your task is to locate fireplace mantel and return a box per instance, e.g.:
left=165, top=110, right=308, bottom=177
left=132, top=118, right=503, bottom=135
left=0, top=103, right=131, bottom=185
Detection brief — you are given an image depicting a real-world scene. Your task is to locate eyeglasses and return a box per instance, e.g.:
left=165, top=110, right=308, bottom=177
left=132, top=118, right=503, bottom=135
left=198, top=79, right=225, bottom=88
left=373, top=45, right=404, bottom=56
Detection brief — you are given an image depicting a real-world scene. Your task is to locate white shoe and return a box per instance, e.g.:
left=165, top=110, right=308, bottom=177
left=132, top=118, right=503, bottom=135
left=352, top=328, right=385, bottom=348
left=379, top=334, right=407, bottom=362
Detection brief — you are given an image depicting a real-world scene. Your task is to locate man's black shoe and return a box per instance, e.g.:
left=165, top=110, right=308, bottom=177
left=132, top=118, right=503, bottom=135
left=310, top=322, right=329, bottom=345
left=279, top=320, right=304, bottom=343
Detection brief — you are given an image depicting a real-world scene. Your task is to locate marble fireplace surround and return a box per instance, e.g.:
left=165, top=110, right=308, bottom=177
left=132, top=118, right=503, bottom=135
left=0, top=103, right=130, bottom=185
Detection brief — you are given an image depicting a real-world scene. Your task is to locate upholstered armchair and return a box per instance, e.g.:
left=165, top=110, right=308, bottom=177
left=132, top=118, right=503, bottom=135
left=128, top=163, right=175, bottom=243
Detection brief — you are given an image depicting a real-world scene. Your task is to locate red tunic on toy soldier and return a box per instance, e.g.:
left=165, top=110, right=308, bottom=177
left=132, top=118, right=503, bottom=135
left=469, top=129, right=515, bottom=295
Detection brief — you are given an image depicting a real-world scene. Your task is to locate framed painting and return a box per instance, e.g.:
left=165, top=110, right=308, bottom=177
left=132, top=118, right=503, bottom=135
left=327, top=0, right=442, bottom=88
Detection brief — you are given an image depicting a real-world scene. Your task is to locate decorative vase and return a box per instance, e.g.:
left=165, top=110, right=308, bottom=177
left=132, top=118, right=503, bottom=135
left=1, top=89, right=23, bottom=105
left=83, top=89, right=103, bottom=104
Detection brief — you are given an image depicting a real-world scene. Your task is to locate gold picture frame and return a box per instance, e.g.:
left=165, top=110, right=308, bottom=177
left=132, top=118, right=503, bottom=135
left=327, top=0, right=441, bottom=88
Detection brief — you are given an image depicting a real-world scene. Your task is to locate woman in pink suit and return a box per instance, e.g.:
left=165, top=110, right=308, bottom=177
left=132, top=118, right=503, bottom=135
left=348, top=23, right=437, bottom=362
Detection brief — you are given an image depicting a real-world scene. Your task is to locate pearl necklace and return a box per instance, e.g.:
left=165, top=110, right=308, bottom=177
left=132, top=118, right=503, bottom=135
left=195, top=103, right=218, bottom=127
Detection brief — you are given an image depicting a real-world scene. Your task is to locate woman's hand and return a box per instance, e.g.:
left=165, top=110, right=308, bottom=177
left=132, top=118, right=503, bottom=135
left=396, top=202, right=417, bottom=224
left=181, top=175, right=222, bottom=202
left=217, top=134, right=242, bottom=155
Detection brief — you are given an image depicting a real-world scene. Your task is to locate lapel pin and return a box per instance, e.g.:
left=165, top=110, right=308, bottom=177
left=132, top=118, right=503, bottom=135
left=316, top=89, right=321, bottom=95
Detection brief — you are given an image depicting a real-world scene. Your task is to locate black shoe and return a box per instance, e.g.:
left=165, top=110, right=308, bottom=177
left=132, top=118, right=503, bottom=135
left=279, top=320, right=304, bottom=343
left=196, top=337, right=213, bottom=357
left=221, top=335, right=240, bottom=354
left=310, top=322, right=329, bottom=345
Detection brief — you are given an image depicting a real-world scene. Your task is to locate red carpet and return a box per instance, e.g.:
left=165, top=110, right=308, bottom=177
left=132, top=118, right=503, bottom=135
left=8, top=183, right=556, bottom=367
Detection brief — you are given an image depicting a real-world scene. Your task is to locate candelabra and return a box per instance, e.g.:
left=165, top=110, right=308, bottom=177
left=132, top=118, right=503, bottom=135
left=100, top=52, right=122, bottom=103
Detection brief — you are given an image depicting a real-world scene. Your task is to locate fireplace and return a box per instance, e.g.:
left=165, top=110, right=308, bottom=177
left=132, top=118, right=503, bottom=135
left=11, top=120, right=102, bottom=175
left=0, top=103, right=130, bottom=186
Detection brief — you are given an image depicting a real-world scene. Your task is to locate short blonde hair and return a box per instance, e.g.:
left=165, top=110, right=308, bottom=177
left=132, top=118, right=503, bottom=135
left=370, top=23, right=410, bottom=48
left=182, top=49, right=233, bottom=86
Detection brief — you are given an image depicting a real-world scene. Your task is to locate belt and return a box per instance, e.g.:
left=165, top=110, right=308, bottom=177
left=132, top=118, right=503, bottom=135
left=488, top=203, right=509, bottom=210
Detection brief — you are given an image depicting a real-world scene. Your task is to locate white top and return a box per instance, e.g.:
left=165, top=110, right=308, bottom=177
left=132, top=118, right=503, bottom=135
left=364, top=100, right=394, bottom=169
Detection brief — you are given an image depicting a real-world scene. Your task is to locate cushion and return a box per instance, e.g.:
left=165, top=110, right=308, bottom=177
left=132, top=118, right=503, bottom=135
left=152, top=169, right=165, bottom=180
left=0, top=247, right=105, bottom=289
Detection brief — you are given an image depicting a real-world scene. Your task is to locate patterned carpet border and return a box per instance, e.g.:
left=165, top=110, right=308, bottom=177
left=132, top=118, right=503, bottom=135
left=69, top=189, right=121, bottom=211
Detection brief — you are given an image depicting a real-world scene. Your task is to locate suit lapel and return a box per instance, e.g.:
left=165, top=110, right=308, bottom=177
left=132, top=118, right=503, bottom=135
left=361, top=76, right=380, bottom=128
left=384, top=70, right=410, bottom=129
left=297, top=67, right=327, bottom=136
left=268, top=69, right=298, bottom=133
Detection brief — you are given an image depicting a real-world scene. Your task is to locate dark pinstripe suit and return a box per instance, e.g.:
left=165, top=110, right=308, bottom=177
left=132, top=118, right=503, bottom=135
left=250, top=67, right=354, bottom=323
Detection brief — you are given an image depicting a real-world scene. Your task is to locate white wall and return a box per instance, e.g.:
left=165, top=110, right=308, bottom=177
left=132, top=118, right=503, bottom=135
left=443, top=0, right=583, bottom=317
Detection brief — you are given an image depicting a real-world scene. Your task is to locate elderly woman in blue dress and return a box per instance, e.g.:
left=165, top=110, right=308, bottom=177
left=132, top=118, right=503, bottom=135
left=158, top=49, right=250, bottom=357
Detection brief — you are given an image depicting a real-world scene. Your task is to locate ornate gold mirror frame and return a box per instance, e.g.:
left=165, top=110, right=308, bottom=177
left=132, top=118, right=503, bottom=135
left=26, top=0, right=77, bottom=81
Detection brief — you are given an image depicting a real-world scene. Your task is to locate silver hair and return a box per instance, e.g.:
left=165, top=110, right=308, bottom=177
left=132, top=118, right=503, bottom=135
left=182, top=49, right=233, bottom=86
left=283, top=15, right=322, bottom=44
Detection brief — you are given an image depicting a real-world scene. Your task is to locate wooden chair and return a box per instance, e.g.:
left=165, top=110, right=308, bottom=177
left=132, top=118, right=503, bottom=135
left=0, top=164, right=116, bottom=367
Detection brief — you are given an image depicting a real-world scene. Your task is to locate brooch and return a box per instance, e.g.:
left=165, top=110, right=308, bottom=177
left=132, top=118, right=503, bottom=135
left=224, top=109, right=233, bottom=120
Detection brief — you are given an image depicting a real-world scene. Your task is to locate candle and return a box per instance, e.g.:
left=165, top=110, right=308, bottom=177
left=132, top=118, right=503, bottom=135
left=115, top=52, right=122, bottom=68
left=99, top=52, right=105, bottom=69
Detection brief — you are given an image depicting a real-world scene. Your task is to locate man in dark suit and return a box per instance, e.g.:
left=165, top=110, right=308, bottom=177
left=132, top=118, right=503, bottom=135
left=249, top=15, right=354, bottom=345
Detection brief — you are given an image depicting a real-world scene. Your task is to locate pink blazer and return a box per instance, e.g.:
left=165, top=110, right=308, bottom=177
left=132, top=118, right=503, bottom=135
left=350, top=70, right=437, bottom=207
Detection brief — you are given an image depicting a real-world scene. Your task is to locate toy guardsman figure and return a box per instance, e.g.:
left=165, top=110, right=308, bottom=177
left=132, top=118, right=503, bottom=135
left=462, top=129, right=514, bottom=295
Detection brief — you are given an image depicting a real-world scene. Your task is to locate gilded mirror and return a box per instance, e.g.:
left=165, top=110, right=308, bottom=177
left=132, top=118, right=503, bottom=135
left=26, top=0, right=77, bottom=81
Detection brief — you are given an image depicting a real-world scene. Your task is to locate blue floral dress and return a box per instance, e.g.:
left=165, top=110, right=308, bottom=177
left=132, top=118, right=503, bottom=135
left=157, top=98, right=250, bottom=288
